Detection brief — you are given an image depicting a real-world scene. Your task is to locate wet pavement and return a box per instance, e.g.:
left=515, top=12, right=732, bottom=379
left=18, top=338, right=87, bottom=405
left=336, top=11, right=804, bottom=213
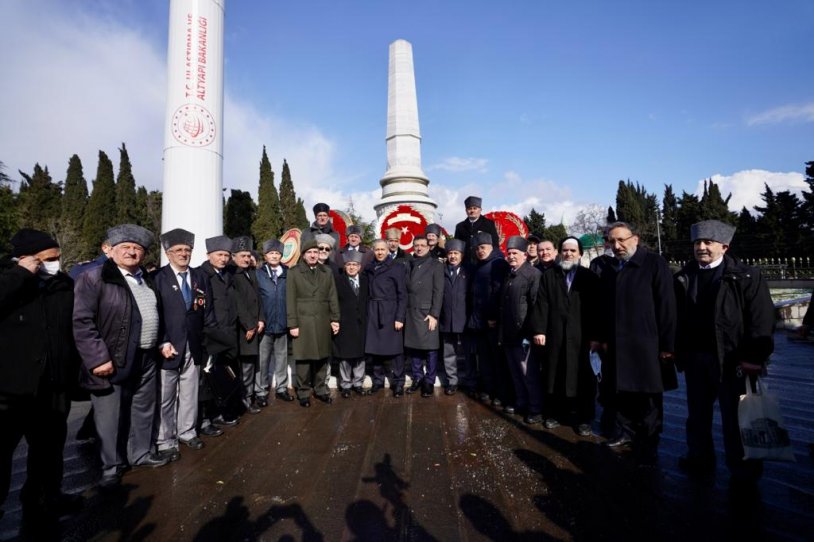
left=2, top=331, right=813, bottom=541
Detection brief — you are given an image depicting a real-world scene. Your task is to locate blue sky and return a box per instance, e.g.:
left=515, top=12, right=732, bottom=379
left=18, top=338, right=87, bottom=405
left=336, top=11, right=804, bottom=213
left=1, top=0, right=812, bottom=231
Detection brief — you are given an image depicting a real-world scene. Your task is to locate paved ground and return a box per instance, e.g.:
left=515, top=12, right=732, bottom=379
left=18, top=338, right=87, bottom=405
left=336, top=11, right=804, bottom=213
left=2, top=331, right=813, bottom=541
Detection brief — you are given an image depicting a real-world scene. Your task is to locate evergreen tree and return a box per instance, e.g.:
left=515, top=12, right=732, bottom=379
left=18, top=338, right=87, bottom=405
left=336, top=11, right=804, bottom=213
left=735, top=207, right=759, bottom=258
left=606, top=206, right=617, bottom=224
left=660, top=185, right=680, bottom=258
left=675, top=191, right=702, bottom=250
left=346, top=199, right=376, bottom=245
left=0, top=162, right=17, bottom=255
left=542, top=223, right=568, bottom=247
left=278, top=159, right=299, bottom=231
left=17, top=163, right=62, bottom=233
left=224, top=189, right=256, bottom=238
left=252, top=146, right=282, bottom=242
left=295, top=197, right=309, bottom=229
left=140, top=189, right=163, bottom=266
left=522, top=208, right=547, bottom=236
left=753, top=183, right=784, bottom=257
left=59, top=155, right=90, bottom=264
left=115, top=143, right=138, bottom=224
left=799, top=161, right=814, bottom=254
left=614, top=180, right=659, bottom=248
left=699, top=179, right=736, bottom=222
left=82, top=151, right=118, bottom=252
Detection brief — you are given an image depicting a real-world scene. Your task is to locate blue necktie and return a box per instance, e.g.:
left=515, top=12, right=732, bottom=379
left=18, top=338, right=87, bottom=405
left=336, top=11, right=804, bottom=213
left=180, top=271, right=192, bottom=310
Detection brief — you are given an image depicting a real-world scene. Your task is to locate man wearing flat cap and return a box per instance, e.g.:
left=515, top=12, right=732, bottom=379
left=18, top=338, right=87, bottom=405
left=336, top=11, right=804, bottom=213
left=231, top=236, right=265, bottom=414
left=73, top=224, right=172, bottom=487
left=337, top=224, right=373, bottom=268
left=674, top=220, right=774, bottom=484
left=304, top=202, right=340, bottom=247
left=425, top=223, right=447, bottom=260
left=1, top=229, right=82, bottom=528
left=257, top=239, right=294, bottom=405
left=153, top=229, right=216, bottom=459
left=499, top=236, right=542, bottom=424
left=454, top=195, right=499, bottom=263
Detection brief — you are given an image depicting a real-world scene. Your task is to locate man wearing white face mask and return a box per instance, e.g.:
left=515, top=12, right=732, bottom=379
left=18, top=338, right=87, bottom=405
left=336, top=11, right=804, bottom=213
left=0, top=229, right=83, bottom=534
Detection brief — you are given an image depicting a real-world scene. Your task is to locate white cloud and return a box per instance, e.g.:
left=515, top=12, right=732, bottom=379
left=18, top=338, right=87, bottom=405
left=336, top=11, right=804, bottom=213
left=746, top=103, right=814, bottom=126
left=697, top=169, right=807, bottom=213
left=428, top=156, right=488, bottom=173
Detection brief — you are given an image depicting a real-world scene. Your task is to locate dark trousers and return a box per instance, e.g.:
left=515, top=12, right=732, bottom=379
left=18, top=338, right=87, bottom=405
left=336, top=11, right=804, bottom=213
left=542, top=354, right=596, bottom=424
left=0, top=388, right=70, bottom=510
left=617, top=391, right=663, bottom=460
left=684, top=352, right=763, bottom=479
left=409, top=348, right=438, bottom=385
left=239, top=354, right=258, bottom=403
left=473, top=328, right=501, bottom=397
left=504, top=344, right=542, bottom=415
left=295, top=359, right=329, bottom=399
left=371, top=354, right=405, bottom=390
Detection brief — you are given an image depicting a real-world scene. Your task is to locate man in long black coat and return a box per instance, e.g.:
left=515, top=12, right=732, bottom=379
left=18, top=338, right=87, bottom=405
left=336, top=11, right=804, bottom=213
left=531, top=237, right=600, bottom=436
left=454, top=195, right=499, bottom=263
left=595, top=222, right=677, bottom=466
left=438, top=239, right=472, bottom=394
left=365, top=239, right=407, bottom=396
left=1, top=229, right=82, bottom=529
left=333, top=250, right=369, bottom=397
left=231, top=236, right=264, bottom=414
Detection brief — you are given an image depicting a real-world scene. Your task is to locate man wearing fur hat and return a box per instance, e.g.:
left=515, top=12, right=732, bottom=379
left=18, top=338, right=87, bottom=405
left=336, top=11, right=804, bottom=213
left=153, top=229, right=216, bottom=459
left=438, top=238, right=472, bottom=395
left=385, top=227, right=412, bottom=264
left=333, top=250, right=369, bottom=397
left=73, top=224, right=172, bottom=487
left=425, top=223, right=447, bottom=260
left=454, top=195, right=499, bottom=263
left=304, top=202, right=340, bottom=247
left=315, top=233, right=340, bottom=275
left=499, top=236, right=543, bottom=424
left=231, top=236, right=265, bottom=414
left=257, top=239, right=294, bottom=405
left=337, top=224, right=373, bottom=268
left=531, top=236, right=601, bottom=436
left=674, top=220, right=774, bottom=484
left=287, top=238, right=340, bottom=406
left=1, top=229, right=82, bottom=528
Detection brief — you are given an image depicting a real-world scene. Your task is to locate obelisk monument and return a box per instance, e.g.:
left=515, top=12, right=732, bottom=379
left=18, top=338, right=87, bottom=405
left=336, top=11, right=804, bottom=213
left=374, top=39, right=437, bottom=226
left=161, top=0, right=225, bottom=264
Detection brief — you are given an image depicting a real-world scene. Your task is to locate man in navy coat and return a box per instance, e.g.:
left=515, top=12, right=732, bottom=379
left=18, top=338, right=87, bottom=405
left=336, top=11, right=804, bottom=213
left=438, top=239, right=471, bottom=395
left=153, top=229, right=217, bottom=459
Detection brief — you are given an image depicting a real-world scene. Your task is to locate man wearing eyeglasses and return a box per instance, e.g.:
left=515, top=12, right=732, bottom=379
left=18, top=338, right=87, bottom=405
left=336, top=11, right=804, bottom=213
left=152, top=229, right=217, bottom=462
left=74, top=224, right=173, bottom=488
left=593, top=221, right=677, bottom=467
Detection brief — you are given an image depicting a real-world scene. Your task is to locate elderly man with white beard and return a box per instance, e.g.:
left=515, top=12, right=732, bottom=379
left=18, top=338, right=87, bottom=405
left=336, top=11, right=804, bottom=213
left=531, top=237, right=601, bottom=436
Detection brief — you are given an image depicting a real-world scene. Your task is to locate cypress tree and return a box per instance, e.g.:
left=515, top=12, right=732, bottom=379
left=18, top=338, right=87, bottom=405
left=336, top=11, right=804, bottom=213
left=82, top=151, right=118, bottom=252
left=115, top=143, right=139, bottom=224
left=295, top=197, right=309, bottom=230
left=606, top=206, right=617, bottom=224
left=0, top=162, right=18, bottom=255
left=17, top=164, right=62, bottom=233
left=60, top=155, right=90, bottom=264
left=279, top=159, right=299, bottom=231
left=699, top=179, right=735, bottom=222
left=252, top=146, right=282, bottom=242
left=224, top=189, right=256, bottom=238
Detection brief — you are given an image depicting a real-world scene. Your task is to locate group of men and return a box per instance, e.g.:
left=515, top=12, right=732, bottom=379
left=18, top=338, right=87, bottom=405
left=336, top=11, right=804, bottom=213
left=0, top=195, right=776, bottom=532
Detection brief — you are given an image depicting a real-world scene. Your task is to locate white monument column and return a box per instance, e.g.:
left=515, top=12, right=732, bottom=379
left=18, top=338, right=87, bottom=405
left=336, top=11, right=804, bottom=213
left=374, top=39, right=437, bottom=226
left=161, top=0, right=225, bottom=264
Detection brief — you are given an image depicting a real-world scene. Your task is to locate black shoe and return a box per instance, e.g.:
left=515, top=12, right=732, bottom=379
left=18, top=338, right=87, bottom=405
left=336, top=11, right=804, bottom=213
left=98, top=472, right=122, bottom=488
left=256, top=396, right=269, bottom=408
left=158, top=447, right=181, bottom=462
left=200, top=424, right=224, bottom=437
left=45, top=492, right=84, bottom=517
left=445, top=386, right=457, bottom=396
left=576, top=424, right=592, bottom=437
left=369, top=385, right=383, bottom=395
left=492, top=397, right=503, bottom=407
left=213, top=415, right=239, bottom=427
left=606, top=435, right=632, bottom=449
left=406, top=382, right=422, bottom=394
left=134, top=453, right=170, bottom=468
left=341, top=389, right=351, bottom=398
left=393, top=389, right=404, bottom=398
left=299, top=398, right=311, bottom=408
left=421, top=383, right=433, bottom=398
left=503, top=405, right=516, bottom=414
left=276, top=391, right=295, bottom=402
left=525, top=414, right=543, bottom=425
left=544, top=418, right=560, bottom=429
left=316, top=393, right=333, bottom=404
left=479, top=392, right=491, bottom=403
left=678, top=455, right=715, bottom=475
left=244, top=400, right=261, bottom=414
left=181, top=437, right=205, bottom=450
left=353, top=387, right=368, bottom=396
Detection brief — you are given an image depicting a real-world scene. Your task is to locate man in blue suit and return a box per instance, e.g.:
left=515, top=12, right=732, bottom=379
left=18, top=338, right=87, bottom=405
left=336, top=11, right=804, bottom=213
left=153, top=228, right=216, bottom=459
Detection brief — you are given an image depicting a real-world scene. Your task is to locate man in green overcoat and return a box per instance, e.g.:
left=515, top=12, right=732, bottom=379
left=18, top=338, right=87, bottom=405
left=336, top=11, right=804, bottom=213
left=287, top=238, right=341, bottom=406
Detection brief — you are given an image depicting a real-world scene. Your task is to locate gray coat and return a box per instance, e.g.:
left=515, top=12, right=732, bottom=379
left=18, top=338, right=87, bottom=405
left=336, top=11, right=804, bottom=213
left=404, top=256, right=444, bottom=350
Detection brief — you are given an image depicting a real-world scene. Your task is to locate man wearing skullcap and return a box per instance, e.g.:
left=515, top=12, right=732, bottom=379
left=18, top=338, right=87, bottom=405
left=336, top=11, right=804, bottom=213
left=73, top=224, right=172, bottom=488
left=499, top=236, right=543, bottom=424
left=531, top=236, right=601, bottom=436
left=153, top=229, right=217, bottom=460
left=257, top=239, right=294, bottom=405
left=674, top=220, right=774, bottom=484
left=453, top=195, right=499, bottom=263
left=231, top=236, right=265, bottom=414
left=336, top=224, right=373, bottom=268
left=424, top=223, right=447, bottom=260
left=593, top=222, right=676, bottom=466
left=1, top=229, right=82, bottom=530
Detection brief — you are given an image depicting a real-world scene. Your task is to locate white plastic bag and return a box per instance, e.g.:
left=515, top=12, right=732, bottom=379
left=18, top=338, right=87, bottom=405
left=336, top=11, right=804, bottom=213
left=738, top=376, right=795, bottom=462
